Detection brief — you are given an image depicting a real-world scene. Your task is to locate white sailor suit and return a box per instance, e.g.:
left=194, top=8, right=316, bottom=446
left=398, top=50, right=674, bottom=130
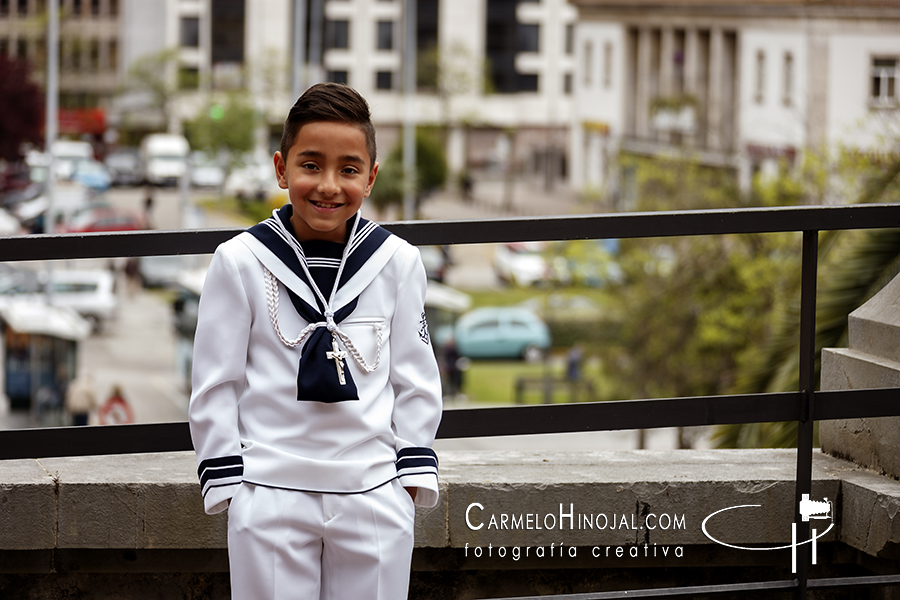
left=188, top=206, right=442, bottom=600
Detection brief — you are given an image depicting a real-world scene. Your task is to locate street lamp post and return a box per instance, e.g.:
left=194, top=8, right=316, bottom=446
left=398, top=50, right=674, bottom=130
left=402, top=0, right=417, bottom=221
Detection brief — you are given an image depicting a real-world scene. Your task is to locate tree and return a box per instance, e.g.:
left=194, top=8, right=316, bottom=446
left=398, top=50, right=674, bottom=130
left=0, top=56, right=43, bottom=160
left=368, top=128, right=447, bottom=217
left=595, top=154, right=806, bottom=447
left=183, top=94, right=257, bottom=158
left=713, top=151, right=900, bottom=448
left=118, top=48, right=180, bottom=131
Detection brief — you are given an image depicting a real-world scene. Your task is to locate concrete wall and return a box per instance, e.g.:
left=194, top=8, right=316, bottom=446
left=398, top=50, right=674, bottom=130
left=821, top=272, right=900, bottom=481
left=1, top=449, right=899, bottom=598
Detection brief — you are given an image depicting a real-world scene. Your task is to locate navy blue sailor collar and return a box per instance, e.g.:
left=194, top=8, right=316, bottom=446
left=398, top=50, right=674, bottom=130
left=238, top=204, right=401, bottom=313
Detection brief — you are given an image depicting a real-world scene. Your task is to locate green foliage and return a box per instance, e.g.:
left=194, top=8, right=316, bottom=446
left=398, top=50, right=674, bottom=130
left=120, top=48, right=180, bottom=126
left=713, top=149, right=900, bottom=448
left=182, top=94, right=257, bottom=158
left=368, top=127, right=447, bottom=214
left=598, top=154, right=804, bottom=406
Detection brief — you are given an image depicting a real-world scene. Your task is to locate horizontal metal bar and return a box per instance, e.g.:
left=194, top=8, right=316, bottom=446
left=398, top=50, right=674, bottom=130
left=2, top=204, right=900, bottom=262
left=3, top=387, right=899, bottom=460
left=814, top=388, right=900, bottom=420
left=807, top=574, right=900, bottom=589
left=475, top=579, right=797, bottom=600
left=0, top=422, right=192, bottom=460
left=474, top=573, right=900, bottom=600
left=0, top=228, right=240, bottom=262
left=436, top=393, right=800, bottom=439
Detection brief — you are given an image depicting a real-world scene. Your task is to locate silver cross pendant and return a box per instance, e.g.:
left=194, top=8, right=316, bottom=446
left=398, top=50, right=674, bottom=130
left=326, top=334, right=348, bottom=385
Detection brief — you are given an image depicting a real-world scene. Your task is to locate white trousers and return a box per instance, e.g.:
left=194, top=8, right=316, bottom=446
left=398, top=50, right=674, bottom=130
left=227, top=479, right=416, bottom=600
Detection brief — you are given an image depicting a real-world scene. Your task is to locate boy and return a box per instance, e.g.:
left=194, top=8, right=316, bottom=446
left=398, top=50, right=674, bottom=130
left=189, top=83, right=442, bottom=600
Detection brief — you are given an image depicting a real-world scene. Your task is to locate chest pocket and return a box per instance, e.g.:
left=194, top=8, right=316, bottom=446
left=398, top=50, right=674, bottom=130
left=338, top=318, right=386, bottom=373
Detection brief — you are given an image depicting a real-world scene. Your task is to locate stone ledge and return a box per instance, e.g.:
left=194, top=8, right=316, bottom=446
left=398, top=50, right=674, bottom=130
left=0, top=449, right=898, bottom=565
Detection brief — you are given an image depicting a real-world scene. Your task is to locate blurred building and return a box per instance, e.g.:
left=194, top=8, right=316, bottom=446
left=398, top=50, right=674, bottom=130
left=0, top=0, right=120, bottom=143
left=111, top=0, right=576, bottom=177
left=568, top=0, right=900, bottom=201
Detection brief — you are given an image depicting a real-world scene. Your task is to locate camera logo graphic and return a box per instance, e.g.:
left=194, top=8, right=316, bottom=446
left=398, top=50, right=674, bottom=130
left=702, top=494, right=834, bottom=573
left=799, top=494, right=832, bottom=522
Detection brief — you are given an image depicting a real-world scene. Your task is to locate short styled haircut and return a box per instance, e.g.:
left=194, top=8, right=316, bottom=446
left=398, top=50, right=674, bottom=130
left=280, top=83, right=377, bottom=168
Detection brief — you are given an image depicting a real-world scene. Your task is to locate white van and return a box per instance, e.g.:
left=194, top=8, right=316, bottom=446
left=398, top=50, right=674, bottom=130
left=140, top=134, right=190, bottom=186
left=51, top=140, right=94, bottom=180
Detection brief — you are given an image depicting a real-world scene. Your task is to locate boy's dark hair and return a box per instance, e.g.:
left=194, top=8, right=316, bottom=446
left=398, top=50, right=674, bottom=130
left=280, top=82, right=377, bottom=168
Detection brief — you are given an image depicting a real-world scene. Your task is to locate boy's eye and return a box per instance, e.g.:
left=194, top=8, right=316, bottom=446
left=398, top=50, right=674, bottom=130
left=342, top=167, right=360, bottom=175
left=302, top=163, right=319, bottom=171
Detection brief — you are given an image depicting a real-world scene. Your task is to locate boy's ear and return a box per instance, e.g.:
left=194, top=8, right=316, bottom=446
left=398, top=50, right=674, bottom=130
left=274, top=151, right=288, bottom=189
left=364, top=161, right=379, bottom=198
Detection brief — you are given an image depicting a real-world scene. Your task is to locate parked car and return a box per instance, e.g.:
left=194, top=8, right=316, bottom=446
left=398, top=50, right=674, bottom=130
left=138, top=255, right=187, bottom=288
left=419, top=245, right=450, bottom=282
left=64, top=202, right=144, bottom=233
left=493, top=241, right=570, bottom=287
left=190, top=152, right=226, bottom=189
left=225, top=159, right=285, bottom=203
left=104, top=149, right=143, bottom=186
left=435, top=306, right=551, bottom=361
left=72, top=159, right=112, bottom=192
left=0, top=267, right=118, bottom=332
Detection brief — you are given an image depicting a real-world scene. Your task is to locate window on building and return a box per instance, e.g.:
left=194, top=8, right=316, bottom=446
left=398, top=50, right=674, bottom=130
left=563, top=72, right=572, bottom=94
left=327, top=70, right=348, bottom=85
left=91, top=0, right=100, bottom=16
left=0, top=0, right=8, bottom=17
left=376, top=20, right=393, bottom=51
left=89, top=39, right=100, bottom=71
left=755, top=50, right=765, bottom=104
left=518, top=23, right=539, bottom=53
left=0, top=39, right=7, bottom=56
left=518, top=73, right=538, bottom=92
left=583, top=40, right=592, bottom=86
left=325, top=20, right=350, bottom=50
left=16, top=38, right=27, bottom=60
left=72, top=0, right=82, bottom=17
left=17, top=0, right=27, bottom=16
left=211, top=0, right=244, bottom=64
left=565, top=24, right=573, bottom=55
left=376, top=70, right=393, bottom=90
left=782, top=52, right=793, bottom=106
left=181, top=17, right=200, bottom=47
left=108, top=39, right=117, bottom=72
left=603, top=41, right=612, bottom=89
left=109, top=0, right=118, bottom=17
left=871, top=57, right=898, bottom=105
left=416, top=0, right=439, bottom=90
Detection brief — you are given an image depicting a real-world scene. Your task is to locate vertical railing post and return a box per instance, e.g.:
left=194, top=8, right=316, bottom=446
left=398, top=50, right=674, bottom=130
left=794, top=230, right=818, bottom=599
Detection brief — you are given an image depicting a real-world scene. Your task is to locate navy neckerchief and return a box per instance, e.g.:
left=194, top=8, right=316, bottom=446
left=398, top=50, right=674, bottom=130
left=247, top=205, right=391, bottom=402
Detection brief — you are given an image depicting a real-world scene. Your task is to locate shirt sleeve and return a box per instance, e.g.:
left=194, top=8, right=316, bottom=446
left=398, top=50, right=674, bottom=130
left=389, top=245, right=443, bottom=508
left=188, top=244, right=251, bottom=514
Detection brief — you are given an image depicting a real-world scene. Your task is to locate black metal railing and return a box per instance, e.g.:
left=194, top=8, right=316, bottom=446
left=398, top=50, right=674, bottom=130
left=2, top=203, right=900, bottom=600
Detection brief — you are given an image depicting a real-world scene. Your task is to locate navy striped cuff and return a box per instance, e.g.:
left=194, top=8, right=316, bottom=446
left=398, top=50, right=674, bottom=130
left=396, top=447, right=438, bottom=476
left=198, top=455, right=243, bottom=497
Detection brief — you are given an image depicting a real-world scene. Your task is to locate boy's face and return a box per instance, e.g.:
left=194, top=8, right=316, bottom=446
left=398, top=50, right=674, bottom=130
left=274, top=120, right=378, bottom=243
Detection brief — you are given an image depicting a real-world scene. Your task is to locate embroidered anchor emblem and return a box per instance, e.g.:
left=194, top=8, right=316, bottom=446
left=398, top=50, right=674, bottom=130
left=326, top=335, right=348, bottom=385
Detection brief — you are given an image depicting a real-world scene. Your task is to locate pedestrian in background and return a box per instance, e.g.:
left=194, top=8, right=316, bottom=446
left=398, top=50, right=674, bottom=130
left=65, top=373, right=97, bottom=426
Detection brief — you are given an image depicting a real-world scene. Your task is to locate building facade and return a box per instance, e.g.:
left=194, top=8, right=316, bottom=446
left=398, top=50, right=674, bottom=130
left=569, top=0, right=900, bottom=199
left=112, top=0, right=578, bottom=176
left=0, top=0, right=120, bottom=140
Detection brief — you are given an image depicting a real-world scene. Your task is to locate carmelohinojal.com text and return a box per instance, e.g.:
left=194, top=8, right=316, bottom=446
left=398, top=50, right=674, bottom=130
left=463, top=503, right=687, bottom=560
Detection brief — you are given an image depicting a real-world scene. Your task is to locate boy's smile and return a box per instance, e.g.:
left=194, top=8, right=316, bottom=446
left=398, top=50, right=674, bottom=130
left=274, top=121, right=378, bottom=243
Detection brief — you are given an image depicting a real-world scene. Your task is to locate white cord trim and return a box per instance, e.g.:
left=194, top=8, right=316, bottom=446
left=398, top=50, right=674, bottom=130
left=264, top=268, right=383, bottom=373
